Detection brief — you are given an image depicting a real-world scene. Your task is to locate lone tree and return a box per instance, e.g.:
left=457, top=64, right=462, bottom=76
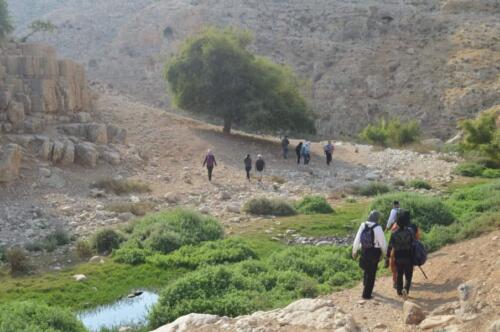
left=21, top=20, right=56, bottom=42
left=165, top=28, right=316, bottom=134
left=0, top=0, right=13, bottom=41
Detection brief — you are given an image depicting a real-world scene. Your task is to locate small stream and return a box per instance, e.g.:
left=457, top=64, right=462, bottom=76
left=78, top=291, right=159, bottom=332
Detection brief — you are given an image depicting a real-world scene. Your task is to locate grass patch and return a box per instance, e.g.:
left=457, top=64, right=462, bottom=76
left=351, top=182, right=392, bottom=196
left=295, top=196, right=334, bottom=214
left=25, top=228, right=71, bottom=253
left=243, top=197, right=297, bottom=216
left=408, top=179, right=432, bottom=190
left=106, top=201, right=155, bottom=216
left=92, top=178, right=151, bottom=195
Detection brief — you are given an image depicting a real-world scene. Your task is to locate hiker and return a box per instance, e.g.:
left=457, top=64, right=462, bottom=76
left=202, top=149, right=217, bottom=182
left=386, top=209, right=417, bottom=299
left=352, top=210, right=387, bottom=300
left=281, top=136, right=290, bottom=159
left=255, top=154, right=265, bottom=182
left=301, top=141, right=311, bottom=165
left=324, top=140, right=334, bottom=166
left=386, top=201, right=400, bottom=230
left=244, top=154, right=252, bottom=181
left=295, top=142, right=303, bottom=164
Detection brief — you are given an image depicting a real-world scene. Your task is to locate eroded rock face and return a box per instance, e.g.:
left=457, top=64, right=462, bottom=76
left=0, top=144, right=22, bottom=182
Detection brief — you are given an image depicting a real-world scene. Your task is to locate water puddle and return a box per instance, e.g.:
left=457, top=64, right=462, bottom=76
left=78, top=291, right=159, bottom=331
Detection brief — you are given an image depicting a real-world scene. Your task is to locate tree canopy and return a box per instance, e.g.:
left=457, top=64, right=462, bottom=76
left=165, top=28, right=315, bottom=134
left=21, top=20, right=57, bottom=42
left=0, top=0, right=13, bottom=41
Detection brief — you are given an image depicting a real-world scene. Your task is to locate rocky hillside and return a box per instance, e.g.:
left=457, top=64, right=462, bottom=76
left=154, top=230, right=500, bottom=332
left=7, top=0, right=500, bottom=138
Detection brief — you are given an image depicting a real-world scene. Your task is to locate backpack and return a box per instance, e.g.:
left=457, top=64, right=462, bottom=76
left=360, top=223, right=377, bottom=249
left=392, top=227, right=414, bottom=251
left=412, top=240, right=427, bottom=266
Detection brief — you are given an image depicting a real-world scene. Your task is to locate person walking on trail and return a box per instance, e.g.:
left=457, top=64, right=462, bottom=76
left=255, top=154, right=265, bottom=182
left=352, top=210, right=387, bottom=300
left=295, top=142, right=303, bottom=164
left=386, top=201, right=400, bottom=230
left=244, top=154, right=252, bottom=182
left=386, top=209, right=417, bottom=300
left=324, top=140, right=334, bottom=166
left=202, top=149, right=217, bottom=182
left=281, top=136, right=290, bottom=159
left=301, top=141, right=311, bottom=165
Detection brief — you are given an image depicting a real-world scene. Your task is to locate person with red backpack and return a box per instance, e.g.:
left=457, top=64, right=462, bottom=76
left=202, top=150, right=217, bottom=182
left=352, top=210, right=387, bottom=300
left=386, top=209, right=417, bottom=300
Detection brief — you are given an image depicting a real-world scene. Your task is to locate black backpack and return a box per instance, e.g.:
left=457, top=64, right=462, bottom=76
left=392, top=226, right=414, bottom=251
left=360, top=223, right=377, bottom=249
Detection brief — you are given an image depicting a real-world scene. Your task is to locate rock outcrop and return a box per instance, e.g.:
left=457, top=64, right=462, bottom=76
left=0, top=42, right=126, bottom=181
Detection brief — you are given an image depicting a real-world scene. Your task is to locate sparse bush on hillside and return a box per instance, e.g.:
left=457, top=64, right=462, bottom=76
left=243, top=197, right=297, bottom=216
left=454, top=162, right=485, bottom=177
left=6, top=248, right=31, bottom=275
left=106, top=201, right=154, bottom=216
left=75, top=240, right=93, bottom=259
left=370, top=192, right=455, bottom=232
left=295, top=196, right=334, bottom=214
left=352, top=182, right=392, bottom=196
left=113, top=247, right=149, bottom=265
left=25, top=228, right=71, bottom=253
left=0, top=301, right=87, bottom=332
left=481, top=168, right=500, bottom=178
left=408, top=179, right=432, bottom=190
left=148, top=239, right=257, bottom=269
left=122, top=209, right=224, bottom=254
left=0, top=243, right=5, bottom=262
left=92, top=178, right=151, bottom=195
left=359, top=118, right=420, bottom=147
left=92, top=229, right=122, bottom=254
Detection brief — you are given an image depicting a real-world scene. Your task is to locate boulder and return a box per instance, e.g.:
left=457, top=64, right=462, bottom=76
left=75, top=142, right=98, bottom=167
left=107, top=125, right=128, bottom=144
left=0, top=144, right=22, bottom=182
left=488, top=320, right=500, bottom=332
left=0, top=90, right=11, bottom=109
left=403, top=301, right=426, bottom=325
left=50, top=140, right=65, bottom=163
left=151, top=313, right=221, bottom=332
left=101, top=149, right=121, bottom=165
left=60, top=140, right=75, bottom=165
left=226, top=203, right=241, bottom=214
left=72, top=274, right=87, bottom=282
left=7, top=101, right=25, bottom=128
left=419, top=315, right=455, bottom=330
left=74, top=112, right=92, bottom=123
left=89, top=256, right=105, bottom=264
left=86, top=123, right=108, bottom=144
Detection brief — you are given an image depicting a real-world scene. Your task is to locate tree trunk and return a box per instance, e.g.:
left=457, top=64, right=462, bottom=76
left=223, top=117, right=232, bottom=134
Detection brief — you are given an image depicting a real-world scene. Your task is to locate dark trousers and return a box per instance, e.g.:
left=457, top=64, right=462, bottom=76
left=326, top=152, right=332, bottom=165
left=245, top=167, right=251, bottom=180
left=283, top=147, right=288, bottom=159
left=360, top=248, right=381, bottom=299
left=396, top=260, right=414, bottom=295
left=207, top=165, right=214, bottom=181
left=296, top=153, right=301, bottom=164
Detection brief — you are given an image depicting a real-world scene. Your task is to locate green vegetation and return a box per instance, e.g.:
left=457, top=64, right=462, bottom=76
left=0, top=0, right=13, bottom=41
left=408, top=179, right=432, bottom=190
left=148, top=246, right=359, bottom=328
left=5, top=248, right=30, bottom=275
left=92, top=178, right=151, bottom=195
left=370, top=192, right=455, bottom=232
left=359, top=118, right=420, bottom=147
left=75, top=240, right=93, bottom=259
left=92, top=229, right=122, bottom=254
left=106, top=201, right=154, bottom=216
left=295, top=196, right=334, bottom=214
left=243, top=197, right=297, bottom=216
left=26, top=228, right=71, bottom=252
left=352, top=182, right=392, bottom=196
left=165, top=27, right=315, bottom=134
left=454, top=162, right=500, bottom=178
left=20, top=20, right=56, bottom=42
left=121, top=209, right=224, bottom=254
left=0, top=301, right=86, bottom=332
left=459, top=109, right=499, bottom=166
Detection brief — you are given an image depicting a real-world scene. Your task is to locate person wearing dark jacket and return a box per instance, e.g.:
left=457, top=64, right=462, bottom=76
left=281, top=136, right=290, bottom=159
left=295, top=142, right=303, bottom=164
left=202, top=149, right=217, bottom=182
left=386, top=209, right=416, bottom=299
left=352, top=210, right=387, bottom=300
left=244, top=154, right=252, bottom=181
left=255, top=154, right=265, bottom=182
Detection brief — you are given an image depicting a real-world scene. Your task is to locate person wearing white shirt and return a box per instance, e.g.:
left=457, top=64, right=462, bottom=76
left=352, top=210, right=388, bottom=299
left=386, top=201, right=400, bottom=230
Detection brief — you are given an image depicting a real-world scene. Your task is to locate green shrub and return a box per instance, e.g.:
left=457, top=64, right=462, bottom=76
left=454, top=163, right=485, bottom=177
left=148, top=239, right=257, bottom=269
left=393, top=179, right=406, bottom=187
left=25, top=229, right=71, bottom=253
left=481, top=168, right=500, bottom=178
left=0, top=243, right=5, bottom=262
left=459, top=109, right=499, bottom=165
left=5, top=248, right=30, bottom=275
left=445, top=181, right=500, bottom=222
left=113, top=248, right=149, bottom=265
left=75, top=240, right=93, bottom=259
left=353, top=182, right=391, bottom=196
left=25, top=241, right=44, bottom=252
left=0, top=301, right=87, bottom=332
left=408, top=179, right=432, bottom=190
left=359, top=118, right=420, bottom=147
left=92, top=178, right=151, bottom=195
left=92, top=229, right=121, bottom=254
left=122, top=209, right=224, bottom=254
left=295, top=196, right=334, bottom=214
left=243, top=197, right=296, bottom=216
left=370, top=192, right=455, bottom=232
